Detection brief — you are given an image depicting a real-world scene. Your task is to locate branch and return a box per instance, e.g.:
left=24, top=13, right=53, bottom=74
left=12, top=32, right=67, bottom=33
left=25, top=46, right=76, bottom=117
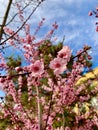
left=0, top=1, right=44, bottom=45
left=0, top=97, right=21, bottom=129
left=0, top=46, right=91, bottom=78
left=35, top=83, right=42, bottom=130
left=0, top=0, right=13, bottom=42
left=44, top=83, right=54, bottom=130
left=44, top=93, right=53, bottom=129
left=6, top=0, right=32, bottom=26
left=0, top=72, right=31, bottom=78
left=71, top=46, right=91, bottom=60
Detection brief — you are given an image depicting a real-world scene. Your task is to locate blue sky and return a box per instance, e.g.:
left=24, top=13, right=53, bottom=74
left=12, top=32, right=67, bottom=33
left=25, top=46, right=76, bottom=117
left=31, top=0, right=98, bottom=68
left=0, top=0, right=98, bottom=67
left=0, top=0, right=98, bottom=97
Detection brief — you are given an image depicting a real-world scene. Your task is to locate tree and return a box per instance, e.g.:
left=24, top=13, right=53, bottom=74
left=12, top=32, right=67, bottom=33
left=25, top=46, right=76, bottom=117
left=0, top=2, right=98, bottom=130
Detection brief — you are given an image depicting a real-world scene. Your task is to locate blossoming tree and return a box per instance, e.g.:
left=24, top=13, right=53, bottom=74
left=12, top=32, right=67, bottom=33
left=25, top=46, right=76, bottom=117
left=0, top=1, right=98, bottom=130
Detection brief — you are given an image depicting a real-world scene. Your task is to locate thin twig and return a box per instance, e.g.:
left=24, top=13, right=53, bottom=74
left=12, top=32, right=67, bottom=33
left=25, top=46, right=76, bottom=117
left=0, top=1, right=43, bottom=45
left=35, top=84, right=42, bottom=130
left=6, top=0, right=32, bottom=26
left=44, top=83, right=54, bottom=130
left=71, top=46, right=91, bottom=60
left=0, top=0, right=13, bottom=42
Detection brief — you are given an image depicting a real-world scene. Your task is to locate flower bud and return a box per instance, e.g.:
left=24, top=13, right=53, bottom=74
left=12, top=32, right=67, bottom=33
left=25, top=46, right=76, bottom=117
left=96, top=26, right=98, bottom=32
left=88, top=11, right=92, bottom=16
left=96, top=6, right=98, bottom=11
left=15, top=67, right=23, bottom=72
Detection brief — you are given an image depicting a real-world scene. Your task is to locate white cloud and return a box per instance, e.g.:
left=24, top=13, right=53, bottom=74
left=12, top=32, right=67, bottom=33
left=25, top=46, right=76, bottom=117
left=0, top=0, right=98, bottom=66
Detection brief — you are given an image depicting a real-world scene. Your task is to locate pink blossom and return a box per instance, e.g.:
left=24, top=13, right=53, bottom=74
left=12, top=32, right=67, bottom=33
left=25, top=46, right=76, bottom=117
left=26, top=34, right=32, bottom=44
left=96, top=6, right=98, bottom=11
left=15, top=67, right=23, bottom=72
left=3, top=27, right=14, bottom=35
left=30, top=60, right=44, bottom=77
left=52, top=22, right=58, bottom=29
left=93, top=115, right=98, bottom=127
left=96, top=26, right=98, bottom=32
left=49, top=58, right=67, bottom=75
left=57, top=46, right=71, bottom=61
left=25, top=24, right=30, bottom=34
left=88, top=11, right=93, bottom=16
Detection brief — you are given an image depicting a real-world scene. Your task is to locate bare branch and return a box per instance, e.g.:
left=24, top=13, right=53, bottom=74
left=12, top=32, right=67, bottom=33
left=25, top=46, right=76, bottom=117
left=6, top=0, right=32, bottom=26
left=71, top=46, right=91, bottom=60
left=0, top=0, right=13, bottom=42
left=0, top=1, right=43, bottom=45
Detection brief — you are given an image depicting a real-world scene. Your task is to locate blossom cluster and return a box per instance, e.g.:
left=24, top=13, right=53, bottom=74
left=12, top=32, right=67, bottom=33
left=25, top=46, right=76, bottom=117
left=0, top=37, right=97, bottom=130
left=0, top=3, right=98, bottom=130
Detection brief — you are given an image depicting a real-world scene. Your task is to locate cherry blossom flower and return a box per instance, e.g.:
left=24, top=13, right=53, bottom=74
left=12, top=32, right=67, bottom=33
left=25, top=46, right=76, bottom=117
left=57, top=46, right=71, bottom=61
left=49, top=58, right=67, bottom=75
left=30, top=60, right=44, bottom=77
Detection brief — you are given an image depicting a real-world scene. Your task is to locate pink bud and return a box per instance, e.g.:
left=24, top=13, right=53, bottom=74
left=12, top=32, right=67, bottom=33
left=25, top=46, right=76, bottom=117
left=0, top=78, right=5, bottom=83
left=96, top=26, right=98, bottom=32
left=87, top=55, right=92, bottom=60
left=15, top=67, right=23, bottom=72
left=42, top=18, right=45, bottom=21
left=96, top=6, right=98, bottom=11
left=96, top=13, right=98, bottom=17
left=88, top=11, right=92, bottom=16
